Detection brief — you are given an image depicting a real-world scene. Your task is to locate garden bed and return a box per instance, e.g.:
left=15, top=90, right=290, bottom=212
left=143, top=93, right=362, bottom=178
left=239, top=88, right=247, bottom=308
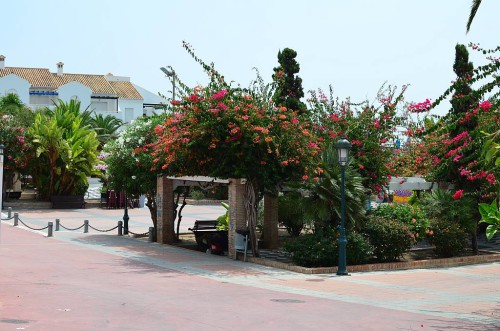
left=171, top=233, right=500, bottom=274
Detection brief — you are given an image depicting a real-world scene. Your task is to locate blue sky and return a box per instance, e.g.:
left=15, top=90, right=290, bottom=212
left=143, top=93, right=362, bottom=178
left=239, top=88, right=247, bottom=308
left=1, top=0, right=498, bottom=115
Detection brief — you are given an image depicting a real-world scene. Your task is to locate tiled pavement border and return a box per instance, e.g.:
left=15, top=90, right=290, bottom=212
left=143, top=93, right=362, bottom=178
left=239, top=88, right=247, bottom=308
left=247, top=250, right=500, bottom=274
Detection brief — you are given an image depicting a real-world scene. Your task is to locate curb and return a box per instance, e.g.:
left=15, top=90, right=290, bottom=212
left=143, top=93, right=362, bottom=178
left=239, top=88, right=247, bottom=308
left=247, top=250, right=500, bottom=274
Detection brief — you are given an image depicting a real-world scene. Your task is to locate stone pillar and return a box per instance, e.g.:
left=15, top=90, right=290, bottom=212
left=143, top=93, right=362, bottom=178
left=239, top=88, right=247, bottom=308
left=261, top=193, right=279, bottom=249
left=156, top=175, right=175, bottom=244
left=228, top=178, right=247, bottom=259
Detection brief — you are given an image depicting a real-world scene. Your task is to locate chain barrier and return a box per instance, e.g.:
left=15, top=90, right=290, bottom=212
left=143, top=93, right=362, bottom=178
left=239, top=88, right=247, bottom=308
left=17, top=217, right=50, bottom=231
left=128, top=229, right=150, bottom=237
left=1, top=216, right=15, bottom=221
left=59, top=223, right=85, bottom=231
left=11, top=214, right=149, bottom=238
left=88, top=224, right=119, bottom=233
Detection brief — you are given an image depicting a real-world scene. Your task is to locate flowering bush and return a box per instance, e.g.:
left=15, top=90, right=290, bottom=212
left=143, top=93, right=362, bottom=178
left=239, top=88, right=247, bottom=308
left=151, top=85, right=323, bottom=191
left=307, top=84, right=408, bottom=192
left=0, top=114, right=30, bottom=174
left=415, top=44, right=500, bottom=200
left=104, top=115, right=165, bottom=228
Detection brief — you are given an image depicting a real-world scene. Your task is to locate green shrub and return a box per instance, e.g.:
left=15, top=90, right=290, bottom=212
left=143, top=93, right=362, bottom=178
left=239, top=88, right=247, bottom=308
left=278, top=192, right=308, bottom=237
left=283, top=230, right=373, bottom=267
left=371, top=203, right=429, bottom=240
left=346, top=231, right=373, bottom=265
left=284, top=233, right=337, bottom=267
left=364, top=216, right=415, bottom=262
left=190, top=189, right=205, bottom=200
left=428, top=218, right=469, bottom=257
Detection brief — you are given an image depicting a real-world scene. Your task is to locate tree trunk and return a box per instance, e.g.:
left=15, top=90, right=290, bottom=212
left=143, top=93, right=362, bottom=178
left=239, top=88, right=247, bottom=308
left=244, top=180, right=260, bottom=258
left=146, top=192, right=157, bottom=229
left=175, top=188, right=189, bottom=241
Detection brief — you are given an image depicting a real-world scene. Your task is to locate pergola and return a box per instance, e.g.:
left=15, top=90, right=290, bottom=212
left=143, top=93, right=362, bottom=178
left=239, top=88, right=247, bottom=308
left=156, top=175, right=279, bottom=259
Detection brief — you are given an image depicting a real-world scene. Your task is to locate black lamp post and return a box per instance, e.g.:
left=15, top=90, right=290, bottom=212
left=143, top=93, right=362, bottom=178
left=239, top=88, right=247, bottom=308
left=335, top=137, right=351, bottom=276
left=122, top=175, right=136, bottom=235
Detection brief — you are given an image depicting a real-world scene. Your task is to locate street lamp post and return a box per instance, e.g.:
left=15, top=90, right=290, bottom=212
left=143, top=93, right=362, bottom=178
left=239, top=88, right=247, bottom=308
left=335, top=138, right=351, bottom=276
left=122, top=175, right=136, bottom=235
left=160, top=67, right=176, bottom=101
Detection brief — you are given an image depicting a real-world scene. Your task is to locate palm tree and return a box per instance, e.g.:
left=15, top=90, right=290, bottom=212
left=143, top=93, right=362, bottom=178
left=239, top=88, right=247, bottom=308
left=305, top=147, right=367, bottom=231
left=29, top=100, right=100, bottom=199
left=466, top=0, right=482, bottom=33
left=89, top=114, right=123, bottom=147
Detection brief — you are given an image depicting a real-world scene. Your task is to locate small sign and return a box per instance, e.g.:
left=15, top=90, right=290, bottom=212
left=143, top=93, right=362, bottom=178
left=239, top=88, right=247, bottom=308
left=393, top=189, right=413, bottom=204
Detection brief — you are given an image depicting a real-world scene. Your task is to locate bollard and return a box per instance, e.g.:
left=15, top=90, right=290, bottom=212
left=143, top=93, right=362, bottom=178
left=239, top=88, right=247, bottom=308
left=148, top=227, right=154, bottom=242
left=55, top=219, right=60, bottom=231
left=8, top=207, right=12, bottom=219
left=14, top=213, right=18, bottom=226
left=48, top=222, right=53, bottom=237
left=118, top=221, right=123, bottom=236
left=84, top=220, right=89, bottom=233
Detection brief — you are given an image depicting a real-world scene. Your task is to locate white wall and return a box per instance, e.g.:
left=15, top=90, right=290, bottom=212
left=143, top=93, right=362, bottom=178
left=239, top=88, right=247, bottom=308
left=118, top=99, right=143, bottom=123
left=0, top=74, right=30, bottom=105
left=58, top=81, right=92, bottom=110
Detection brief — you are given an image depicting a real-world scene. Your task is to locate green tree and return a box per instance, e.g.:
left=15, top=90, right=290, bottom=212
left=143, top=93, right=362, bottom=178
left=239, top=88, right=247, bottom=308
left=272, top=48, right=307, bottom=114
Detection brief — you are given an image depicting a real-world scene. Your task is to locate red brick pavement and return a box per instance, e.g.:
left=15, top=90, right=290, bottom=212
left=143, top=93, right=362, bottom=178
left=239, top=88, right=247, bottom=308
left=1, top=208, right=499, bottom=330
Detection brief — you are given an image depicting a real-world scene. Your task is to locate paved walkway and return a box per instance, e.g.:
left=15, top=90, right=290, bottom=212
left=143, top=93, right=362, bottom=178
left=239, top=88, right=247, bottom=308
left=1, top=208, right=500, bottom=330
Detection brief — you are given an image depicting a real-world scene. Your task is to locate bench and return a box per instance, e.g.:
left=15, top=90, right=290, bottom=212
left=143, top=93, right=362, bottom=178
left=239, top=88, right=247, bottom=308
left=51, top=195, right=87, bottom=209
left=189, top=220, right=227, bottom=252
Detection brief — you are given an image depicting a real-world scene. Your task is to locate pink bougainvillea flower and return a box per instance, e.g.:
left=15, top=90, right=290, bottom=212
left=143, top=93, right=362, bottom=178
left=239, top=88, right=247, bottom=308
left=407, top=99, right=432, bottom=113
left=452, top=189, right=463, bottom=200
left=486, top=173, right=496, bottom=184
left=479, top=100, right=492, bottom=111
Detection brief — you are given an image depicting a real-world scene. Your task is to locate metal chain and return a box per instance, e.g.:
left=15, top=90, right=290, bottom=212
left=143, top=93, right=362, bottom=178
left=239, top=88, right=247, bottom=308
left=59, top=223, right=85, bottom=231
left=128, top=229, right=150, bottom=237
left=17, top=218, right=49, bottom=231
left=88, top=224, right=119, bottom=233
left=1, top=216, right=15, bottom=221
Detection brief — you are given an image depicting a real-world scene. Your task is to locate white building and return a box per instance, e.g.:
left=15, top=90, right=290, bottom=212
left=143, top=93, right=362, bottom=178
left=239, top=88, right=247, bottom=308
left=0, top=55, right=165, bottom=122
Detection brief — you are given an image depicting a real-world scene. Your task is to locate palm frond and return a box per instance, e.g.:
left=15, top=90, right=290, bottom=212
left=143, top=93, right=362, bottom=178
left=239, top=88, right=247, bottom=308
left=466, top=0, right=482, bottom=33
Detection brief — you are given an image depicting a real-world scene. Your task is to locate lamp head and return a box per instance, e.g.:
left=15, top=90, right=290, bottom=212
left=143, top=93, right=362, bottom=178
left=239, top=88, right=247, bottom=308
left=335, top=138, right=351, bottom=166
left=160, top=67, right=174, bottom=77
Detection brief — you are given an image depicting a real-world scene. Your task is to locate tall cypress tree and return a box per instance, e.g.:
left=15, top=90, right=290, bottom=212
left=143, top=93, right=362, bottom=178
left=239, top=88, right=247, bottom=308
left=447, top=44, right=480, bottom=253
left=451, top=44, right=477, bottom=133
left=272, top=48, right=307, bottom=114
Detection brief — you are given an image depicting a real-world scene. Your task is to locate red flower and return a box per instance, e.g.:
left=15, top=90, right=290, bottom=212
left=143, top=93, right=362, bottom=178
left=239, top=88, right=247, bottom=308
left=452, top=189, right=463, bottom=200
